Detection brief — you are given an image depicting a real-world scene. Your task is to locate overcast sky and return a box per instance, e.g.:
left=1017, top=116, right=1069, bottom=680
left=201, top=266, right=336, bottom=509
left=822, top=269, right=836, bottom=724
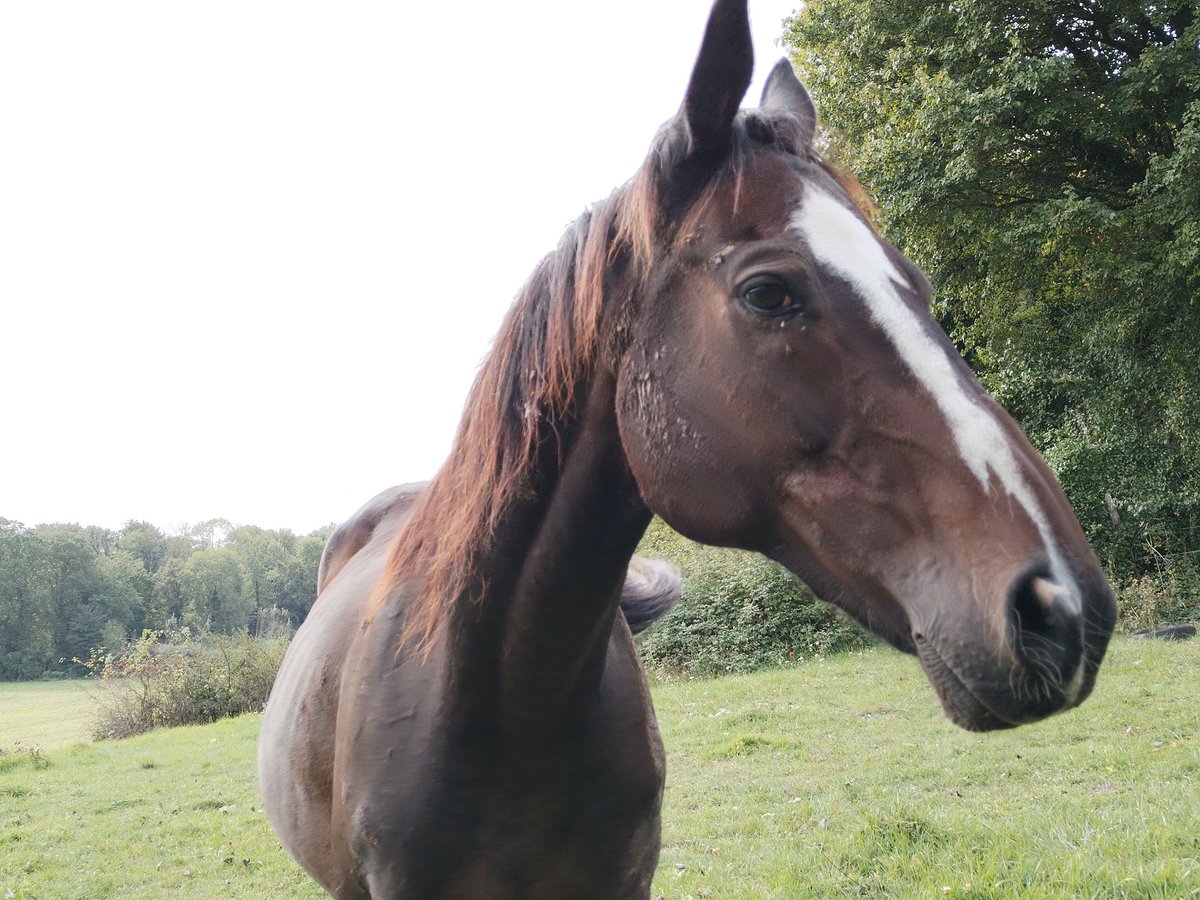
left=1, top=0, right=800, bottom=535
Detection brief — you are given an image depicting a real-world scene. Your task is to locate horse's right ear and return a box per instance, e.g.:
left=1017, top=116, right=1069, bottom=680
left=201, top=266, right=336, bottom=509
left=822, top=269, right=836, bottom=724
left=680, top=0, right=753, bottom=166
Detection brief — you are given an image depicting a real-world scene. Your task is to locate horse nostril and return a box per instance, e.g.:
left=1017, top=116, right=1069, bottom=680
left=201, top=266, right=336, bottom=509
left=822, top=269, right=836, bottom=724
left=1008, top=571, right=1082, bottom=666
left=1032, top=576, right=1069, bottom=625
left=1012, top=573, right=1063, bottom=635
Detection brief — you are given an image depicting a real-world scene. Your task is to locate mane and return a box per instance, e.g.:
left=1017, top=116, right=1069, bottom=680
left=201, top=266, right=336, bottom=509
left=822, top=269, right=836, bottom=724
left=382, top=185, right=655, bottom=652
left=383, top=108, right=875, bottom=653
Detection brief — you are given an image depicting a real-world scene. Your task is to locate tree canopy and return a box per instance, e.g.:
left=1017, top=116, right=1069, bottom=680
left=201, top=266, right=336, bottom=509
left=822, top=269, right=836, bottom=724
left=0, top=517, right=332, bottom=680
left=785, top=0, right=1199, bottom=583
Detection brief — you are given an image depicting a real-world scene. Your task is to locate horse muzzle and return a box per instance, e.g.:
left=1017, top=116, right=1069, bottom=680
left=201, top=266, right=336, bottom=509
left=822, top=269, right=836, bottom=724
left=912, top=567, right=1114, bottom=732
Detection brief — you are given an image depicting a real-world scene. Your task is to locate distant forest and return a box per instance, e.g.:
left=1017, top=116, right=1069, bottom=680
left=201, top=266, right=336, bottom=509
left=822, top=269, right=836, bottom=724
left=0, top=517, right=333, bottom=680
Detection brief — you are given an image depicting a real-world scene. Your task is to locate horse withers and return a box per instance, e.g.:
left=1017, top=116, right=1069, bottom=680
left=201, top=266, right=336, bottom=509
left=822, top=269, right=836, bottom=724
left=259, top=1, right=1116, bottom=896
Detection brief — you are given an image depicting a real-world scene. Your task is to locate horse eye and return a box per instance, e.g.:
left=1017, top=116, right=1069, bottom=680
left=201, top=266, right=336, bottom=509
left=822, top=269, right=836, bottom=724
left=738, top=277, right=798, bottom=317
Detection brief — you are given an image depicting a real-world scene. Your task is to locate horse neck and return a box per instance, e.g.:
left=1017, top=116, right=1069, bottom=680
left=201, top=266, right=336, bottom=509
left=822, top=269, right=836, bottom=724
left=446, top=367, right=651, bottom=726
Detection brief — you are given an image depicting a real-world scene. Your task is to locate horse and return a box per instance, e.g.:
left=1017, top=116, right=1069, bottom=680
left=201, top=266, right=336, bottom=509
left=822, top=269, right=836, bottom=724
left=258, top=1, right=1117, bottom=895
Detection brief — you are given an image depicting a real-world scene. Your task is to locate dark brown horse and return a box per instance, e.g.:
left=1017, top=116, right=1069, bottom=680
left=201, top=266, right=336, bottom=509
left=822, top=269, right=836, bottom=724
left=259, top=1, right=1116, bottom=895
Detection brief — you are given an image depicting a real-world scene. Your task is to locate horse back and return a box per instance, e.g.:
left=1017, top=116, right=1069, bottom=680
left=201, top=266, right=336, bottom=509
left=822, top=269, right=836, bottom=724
left=317, top=483, right=426, bottom=593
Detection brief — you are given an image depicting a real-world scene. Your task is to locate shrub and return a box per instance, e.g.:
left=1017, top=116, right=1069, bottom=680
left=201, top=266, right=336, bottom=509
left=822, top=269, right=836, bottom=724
left=636, top=520, right=869, bottom=676
left=1116, top=560, right=1200, bottom=633
left=84, top=627, right=288, bottom=740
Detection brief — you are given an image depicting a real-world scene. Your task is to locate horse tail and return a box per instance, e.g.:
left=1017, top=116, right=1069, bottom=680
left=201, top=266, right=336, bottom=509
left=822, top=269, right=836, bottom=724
left=619, top=556, right=682, bottom=635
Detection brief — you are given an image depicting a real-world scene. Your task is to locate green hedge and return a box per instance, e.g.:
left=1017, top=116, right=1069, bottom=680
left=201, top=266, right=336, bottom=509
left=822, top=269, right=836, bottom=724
left=636, top=520, right=869, bottom=676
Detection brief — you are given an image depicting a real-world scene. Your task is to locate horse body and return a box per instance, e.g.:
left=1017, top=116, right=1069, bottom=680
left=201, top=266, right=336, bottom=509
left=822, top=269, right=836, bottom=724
left=261, top=2, right=1116, bottom=896
left=262, top=382, right=669, bottom=897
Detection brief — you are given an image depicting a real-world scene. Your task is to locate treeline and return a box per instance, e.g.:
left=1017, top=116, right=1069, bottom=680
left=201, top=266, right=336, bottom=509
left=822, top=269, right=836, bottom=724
left=0, top=517, right=332, bottom=680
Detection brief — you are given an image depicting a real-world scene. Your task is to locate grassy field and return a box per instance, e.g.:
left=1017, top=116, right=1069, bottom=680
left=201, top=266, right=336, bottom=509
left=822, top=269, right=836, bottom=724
left=0, top=679, right=113, bottom=752
left=1, top=638, right=1198, bottom=898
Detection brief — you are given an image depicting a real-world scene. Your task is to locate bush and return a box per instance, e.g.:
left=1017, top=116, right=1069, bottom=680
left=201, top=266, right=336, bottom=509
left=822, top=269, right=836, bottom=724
left=84, top=627, right=288, bottom=740
left=1116, top=561, right=1200, bottom=633
left=636, top=520, right=869, bottom=676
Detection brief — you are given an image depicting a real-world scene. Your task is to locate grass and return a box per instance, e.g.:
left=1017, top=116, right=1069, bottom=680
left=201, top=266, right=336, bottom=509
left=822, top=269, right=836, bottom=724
left=0, top=679, right=113, bottom=752
left=652, top=639, right=1200, bottom=898
left=0, top=715, right=318, bottom=899
left=1, top=638, right=1198, bottom=898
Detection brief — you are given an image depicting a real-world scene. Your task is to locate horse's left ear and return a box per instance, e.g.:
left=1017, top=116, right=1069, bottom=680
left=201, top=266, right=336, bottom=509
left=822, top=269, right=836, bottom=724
left=680, top=0, right=754, bottom=164
left=760, top=58, right=816, bottom=150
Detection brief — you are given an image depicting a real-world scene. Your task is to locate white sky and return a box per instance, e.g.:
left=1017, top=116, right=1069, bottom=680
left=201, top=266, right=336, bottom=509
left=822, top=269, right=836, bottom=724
left=1, top=0, right=799, bottom=535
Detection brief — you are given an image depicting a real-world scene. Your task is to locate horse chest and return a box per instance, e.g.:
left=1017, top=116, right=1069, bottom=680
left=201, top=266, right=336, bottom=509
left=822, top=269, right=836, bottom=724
left=340, top=667, right=665, bottom=899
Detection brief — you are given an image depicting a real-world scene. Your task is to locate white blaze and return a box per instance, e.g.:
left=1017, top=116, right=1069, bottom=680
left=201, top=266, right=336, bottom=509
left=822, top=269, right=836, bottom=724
left=790, top=189, right=1078, bottom=614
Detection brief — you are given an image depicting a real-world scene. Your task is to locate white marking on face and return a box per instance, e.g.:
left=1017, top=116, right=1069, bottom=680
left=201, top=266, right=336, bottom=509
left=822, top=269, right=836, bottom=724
left=790, top=189, right=1079, bottom=614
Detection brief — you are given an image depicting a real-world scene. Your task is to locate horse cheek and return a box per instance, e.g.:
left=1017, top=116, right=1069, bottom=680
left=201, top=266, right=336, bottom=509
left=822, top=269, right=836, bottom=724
left=614, top=346, right=760, bottom=547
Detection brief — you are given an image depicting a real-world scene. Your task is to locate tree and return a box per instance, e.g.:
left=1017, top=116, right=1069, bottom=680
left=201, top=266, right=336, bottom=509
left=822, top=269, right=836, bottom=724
left=94, top=550, right=152, bottom=641
left=178, top=548, right=249, bottom=633
left=271, top=534, right=327, bottom=627
left=228, top=526, right=294, bottom=633
left=0, top=520, right=54, bottom=678
left=34, top=526, right=103, bottom=662
left=117, top=521, right=169, bottom=575
left=190, top=518, right=233, bottom=551
left=785, top=0, right=1200, bottom=581
left=0, top=515, right=331, bottom=679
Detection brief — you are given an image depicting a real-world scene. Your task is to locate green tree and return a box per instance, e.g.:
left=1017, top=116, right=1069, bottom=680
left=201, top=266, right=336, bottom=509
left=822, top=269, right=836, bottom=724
left=117, top=521, right=169, bottom=575
left=34, top=526, right=103, bottom=663
left=189, top=518, right=233, bottom=551
left=0, top=520, right=55, bottom=678
left=178, top=548, right=248, bottom=633
left=0, top=515, right=331, bottom=678
left=785, top=0, right=1200, bottom=581
left=94, top=550, right=152, bottom=641
left=148, top=556, right=187, bottom=630
left=269, top=533, right=327, bottom=627
left=227, top=526, right=293, bottom=631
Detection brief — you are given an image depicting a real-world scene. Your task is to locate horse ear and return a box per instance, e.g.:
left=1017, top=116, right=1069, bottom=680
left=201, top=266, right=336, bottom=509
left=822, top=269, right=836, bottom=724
left=760, top=58, right=816, bottom=149
left=681, top=0, right=754, bottom=163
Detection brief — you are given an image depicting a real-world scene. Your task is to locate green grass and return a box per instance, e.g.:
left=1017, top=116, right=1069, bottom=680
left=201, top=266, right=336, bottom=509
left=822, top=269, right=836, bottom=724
left=2, top=638, right=1198, bottom=898
left=651, top=639, right=1200, bottom=898
left=0, top=679, right=112, bottom=752
left=0, top=714, right=319, bottom=899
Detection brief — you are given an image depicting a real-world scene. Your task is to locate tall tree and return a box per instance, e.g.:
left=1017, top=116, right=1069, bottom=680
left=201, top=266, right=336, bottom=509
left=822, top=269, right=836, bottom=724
left=272, top=533, right=327, bottom=627
left=35, top=526, right=103, bottom=662
left=117, top=521, right=169, bottom=575
left=0, top=520, right=54, bottom=678
left=178, top=548, right=248, bottom=633
left=228, top=526, right=294, bottom=632
left=94, top=550, right=152, bottom=641
left=785, top=0, right=1200, bottom=579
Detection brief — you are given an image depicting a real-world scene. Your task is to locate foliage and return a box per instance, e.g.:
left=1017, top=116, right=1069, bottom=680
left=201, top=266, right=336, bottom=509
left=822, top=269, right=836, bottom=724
left=81, top=628, right=289, bottom=740
left=636, top=519, right=869, bottom=675
left=784, top=0, right=1200, bottom=587
left=0, top=517, right=333, bottom=680
left=1, top=640, right=1197, bottom=896
left=1117, top=560, right=1200, bottom=631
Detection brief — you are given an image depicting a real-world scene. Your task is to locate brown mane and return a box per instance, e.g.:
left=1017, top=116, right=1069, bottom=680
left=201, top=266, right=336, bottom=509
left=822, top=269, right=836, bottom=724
left=381, top=187, right=650, bottom=652
left=381, top=110, right=873, bottom=652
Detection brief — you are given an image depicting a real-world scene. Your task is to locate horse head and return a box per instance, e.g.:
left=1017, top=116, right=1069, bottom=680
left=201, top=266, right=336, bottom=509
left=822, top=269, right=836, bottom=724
left=614, top=0, right=1115, bottom=731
